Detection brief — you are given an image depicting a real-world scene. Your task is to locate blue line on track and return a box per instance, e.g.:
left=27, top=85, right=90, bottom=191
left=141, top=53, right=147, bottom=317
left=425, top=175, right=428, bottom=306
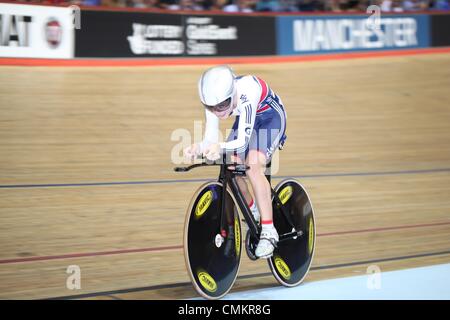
left=0, top=168, right=449, bottom=189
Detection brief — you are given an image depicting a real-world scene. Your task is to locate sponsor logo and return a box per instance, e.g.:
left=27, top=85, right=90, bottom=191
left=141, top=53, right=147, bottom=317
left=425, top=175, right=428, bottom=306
left=234, top=217, right=240, bottom=256
left=274, top=256, right=291, bottom=280
left=45, top=18, right=62, bottom=49
left=127, top=17, right=237, bottom=56
left=240, top=94, right=249, bottom=104
left=308, top=217, right=314, bottom=254
left=197, top=271, right=217, bottom=293
left=195, top=190, right=213, bottom=219
left=293, top=18, right=419, bottom=52
left=279, top=185, right=293, bottom=205
left=127, top=23, right=184, bottom=55
left=266, top=146, right=275, bottom=159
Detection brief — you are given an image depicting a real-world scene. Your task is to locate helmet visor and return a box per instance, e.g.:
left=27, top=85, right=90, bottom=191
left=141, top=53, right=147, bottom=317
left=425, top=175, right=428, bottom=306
left=203, top=97, right=232, bottom=113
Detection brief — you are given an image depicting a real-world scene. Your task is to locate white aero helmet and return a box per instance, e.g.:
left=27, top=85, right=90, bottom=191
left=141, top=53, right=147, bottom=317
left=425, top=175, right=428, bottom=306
left=198, top=65, right=236, bottom=112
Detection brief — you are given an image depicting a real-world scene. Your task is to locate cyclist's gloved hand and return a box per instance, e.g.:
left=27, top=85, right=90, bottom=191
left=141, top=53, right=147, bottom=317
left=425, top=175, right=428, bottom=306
left=183, top=143, right=202, bottom=160
left=203, top=143, right=221, bottom=161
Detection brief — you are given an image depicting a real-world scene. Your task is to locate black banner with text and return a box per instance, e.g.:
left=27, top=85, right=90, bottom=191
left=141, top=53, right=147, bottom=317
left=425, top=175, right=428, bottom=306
left=75, top=10, right=276, bottom=58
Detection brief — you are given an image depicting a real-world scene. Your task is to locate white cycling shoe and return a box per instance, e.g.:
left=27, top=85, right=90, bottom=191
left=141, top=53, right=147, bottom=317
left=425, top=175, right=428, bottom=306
left=255, top=226, right=279, bottom=259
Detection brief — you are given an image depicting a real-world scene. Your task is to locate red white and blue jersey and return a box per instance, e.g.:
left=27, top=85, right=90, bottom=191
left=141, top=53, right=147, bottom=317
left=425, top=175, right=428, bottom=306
left=201, top=75, right=287, bottom=154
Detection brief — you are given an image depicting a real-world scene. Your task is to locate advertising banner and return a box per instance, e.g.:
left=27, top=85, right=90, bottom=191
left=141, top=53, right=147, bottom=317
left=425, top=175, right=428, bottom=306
left=75, top=10, right=276, bottom=58
left=0, top=3, right=75, bottom=58
left=277, top=14, right=430, bottom=55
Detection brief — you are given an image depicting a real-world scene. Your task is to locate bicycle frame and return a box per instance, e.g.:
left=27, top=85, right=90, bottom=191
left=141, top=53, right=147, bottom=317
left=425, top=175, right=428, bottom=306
left=175, top=155, right=301, bottom=245
left=218, top=162, right=260, bottom=240
left=218, top=159, right=300, bottom=243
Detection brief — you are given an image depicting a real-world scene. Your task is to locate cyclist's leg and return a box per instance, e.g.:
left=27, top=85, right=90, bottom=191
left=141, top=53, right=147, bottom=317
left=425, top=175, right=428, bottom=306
left=246, top=149, right=278, bottom=258
left=246, top=108, right=286, bottom=257
left=246, top=150, right=272, bottom=222
left=246, top=112, right=284, bottom=223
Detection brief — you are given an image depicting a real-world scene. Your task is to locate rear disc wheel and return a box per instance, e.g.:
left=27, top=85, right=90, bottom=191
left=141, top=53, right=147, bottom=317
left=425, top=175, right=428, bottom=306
left=268, top=179, right=316, bottom=287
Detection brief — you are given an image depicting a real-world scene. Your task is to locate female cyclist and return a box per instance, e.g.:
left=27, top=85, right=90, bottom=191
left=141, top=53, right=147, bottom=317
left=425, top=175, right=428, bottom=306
left=184, top=65, right=287, bottom=258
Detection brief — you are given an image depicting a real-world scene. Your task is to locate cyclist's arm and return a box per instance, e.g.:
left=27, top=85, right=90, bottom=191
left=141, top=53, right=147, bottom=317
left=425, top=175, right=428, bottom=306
left=219, top=93, right=258, bottom=153
left=199, top=109, right=219, bottom=152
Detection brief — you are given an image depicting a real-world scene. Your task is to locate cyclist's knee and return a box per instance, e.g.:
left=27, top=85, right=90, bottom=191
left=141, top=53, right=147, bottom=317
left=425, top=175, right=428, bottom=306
left=247, top=150, right=267, bottom=169
left=246, top=152, right=267, bottom=181
left=247, top=164, right=265, bottom=181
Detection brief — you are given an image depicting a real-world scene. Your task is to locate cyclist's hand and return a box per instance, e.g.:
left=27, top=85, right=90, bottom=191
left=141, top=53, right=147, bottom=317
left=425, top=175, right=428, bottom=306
left=184, top=143, right=201, bottom=160
left=203, top=143, right=221, bottom=161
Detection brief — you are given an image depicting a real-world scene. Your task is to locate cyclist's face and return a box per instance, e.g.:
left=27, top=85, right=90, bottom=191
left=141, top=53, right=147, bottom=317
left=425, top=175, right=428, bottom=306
left=215, top=107, right=232, bottom=119
left=205, top=97, right=234, bottom=119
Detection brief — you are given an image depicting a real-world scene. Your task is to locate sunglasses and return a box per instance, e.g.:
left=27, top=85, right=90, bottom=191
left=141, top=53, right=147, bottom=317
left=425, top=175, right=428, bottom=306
left=203, top=97, right=231, bottom=113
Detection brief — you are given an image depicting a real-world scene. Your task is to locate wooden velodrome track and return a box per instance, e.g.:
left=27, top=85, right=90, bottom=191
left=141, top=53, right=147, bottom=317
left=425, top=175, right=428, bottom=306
left=0, top=51, right=449, bottom=300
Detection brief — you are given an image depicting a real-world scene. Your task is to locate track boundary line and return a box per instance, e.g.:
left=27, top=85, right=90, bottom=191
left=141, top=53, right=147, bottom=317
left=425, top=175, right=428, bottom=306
left=1, top=47, right=450, bottom=67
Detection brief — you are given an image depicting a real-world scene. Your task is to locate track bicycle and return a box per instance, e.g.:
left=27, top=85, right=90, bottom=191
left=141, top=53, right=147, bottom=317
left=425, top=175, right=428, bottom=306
left=174, top=154, right=316, bottom=299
